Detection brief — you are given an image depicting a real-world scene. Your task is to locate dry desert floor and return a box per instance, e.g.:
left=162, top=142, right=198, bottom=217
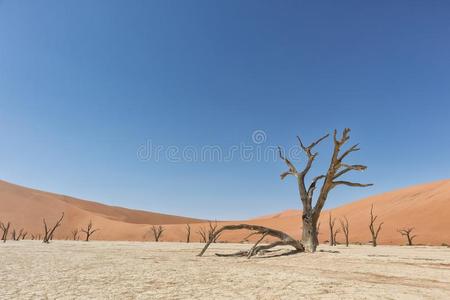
left=0, top=241, right=449, bottom=299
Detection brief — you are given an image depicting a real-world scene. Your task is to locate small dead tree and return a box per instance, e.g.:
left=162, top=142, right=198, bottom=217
left=81, top=220, right=98, bottom=242
left=11, top=228, right=24, bottom=241
left=71, top=229, right=79, bottom=241
left=369, top=205, right=383, bottom=247
left=185, top=224, right=191, bottom=243
left=150, top=225, right=164, bottom=242
left=333, top=228, right=340, bottom=246
left=31, top=234, right=35, bottom=240
left=197, top=221, right=221, bottom=243
left=398, top=227, right=417, bottom=246
left=328, top=212, right=337, bottom=246
left=1, top=221, right=11, bottom=243
left=207, top=221, right=221, bottom=243
left=279, top=128, right=372, bottom=252
left=21, top=232, right=28, bottom=240
left=43, top=212, right=64, bottom=243
left=197, top=226, right=208, bottom=243
left=339, top=216, right=350, bottom=247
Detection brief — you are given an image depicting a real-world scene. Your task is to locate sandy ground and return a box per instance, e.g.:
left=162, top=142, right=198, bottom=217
left=0, top=241, right=449, bottom=299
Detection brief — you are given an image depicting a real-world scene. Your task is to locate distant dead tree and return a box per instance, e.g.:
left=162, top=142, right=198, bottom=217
left=197, top=226, right=208, bottom=243
left=198, top=221, right=222, bottom=243
left=71, top=229, right=79, bottom=241
left=21, top=232, right=28, bottom=240
left=368, top=205, right=383, bottom=247
left=207, top=221, right=222, bottom=243
left=11, top=228, right=24, bottom=241
left=328, top=212, right=337, bottom=246
left=81, top=220, right=98, bottom=242
left=43, top=212, right=64, bottom=243
left=333, top=228, right=340, bottom=246
left=339, top=217, right=350, bottom=247
left=150, top=225, right=164, bottom=242
left=30, top=234, right=35, bottom=240
left=1, top=221, right=11, bottom=243
left=278, top=128, right=372, bottom=253
left=185, top=224, right=191, bottom=243
left=398, top=227, right=417, bottom=246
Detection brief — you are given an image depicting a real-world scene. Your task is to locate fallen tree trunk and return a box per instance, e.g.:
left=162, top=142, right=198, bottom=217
left=197, top=224, right=304, bottom=258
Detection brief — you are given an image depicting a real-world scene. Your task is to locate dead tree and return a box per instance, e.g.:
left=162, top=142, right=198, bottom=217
left=369, top=205, right=383, bottom=247
left=279, top=128, right=372, bottom=252
left=31, top=234, right=35, bottom=240
left=197, top=221, right=222, bottom=243
left=21, top=232, right=28, bottom=240
left=11, top=228, right=24, bottom=241
left=81, top=220, right=98, bottom=242
left=1, top=221, right=11, bottom=243
left=198, top=224, right=304, bottom=258
left=43, top=212, right=64, bottom=243
left=71, top=229, right=79, bottom=241
left=398, top=227, right=417, bottom=246
left=333, top=228, right=340, bottom=246
left=150, top=225, right=164, bottom=242
left=197, top=226, right=208, bottom=243
left=328, top=212, right=337, bottom=246
left=185, top=224, right=191, bottom=243
left=207, top=221, right=221, bottom=243
left=339, top=216, right=350, bottom=247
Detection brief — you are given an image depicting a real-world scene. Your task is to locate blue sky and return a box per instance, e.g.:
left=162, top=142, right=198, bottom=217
left=1, top=1, right=449, bottom=219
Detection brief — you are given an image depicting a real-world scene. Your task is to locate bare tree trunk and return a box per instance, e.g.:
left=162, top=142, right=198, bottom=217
left=185, top=224, right=191, bottom=243
left=11, top=228, right=24, bottom=241
left=197, top=226, right=207, bottom=243
left=301, top=214, right=318, bottom=252
left=1, top=222, right=11, bottom=243
left=81, top=220, right=99, bottom=241
left=328, top=212, right=336, bottom=246
left=150, top=225, right=164, bottom=242
left=369, top=205, right=383, bottom=247
left=71, top=229, right=79, bottom=241
left=197, top=221, right=221, bottom=243
left=398, top=227, right=416, bottom=246
left=207, top=221, right=221, bottom=243
left=333, top=229, right=340, bottom=246
left=43, top=213, right=64, bottom=243
left=340, top=217, right=350, bottom=247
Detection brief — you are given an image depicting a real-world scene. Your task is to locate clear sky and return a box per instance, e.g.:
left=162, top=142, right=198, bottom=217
left=1, top=1, right=449, bottom=219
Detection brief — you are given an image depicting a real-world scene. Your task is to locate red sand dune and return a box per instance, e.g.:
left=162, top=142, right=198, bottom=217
left=0, top=179, right=449, bottom=245
left=0, top=180, right=204, bottom=241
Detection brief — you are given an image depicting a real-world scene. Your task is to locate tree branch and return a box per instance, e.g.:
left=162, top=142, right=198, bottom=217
left=333, top=181, right=373, bottom=188
left=333, top=164, right=368, bottom=179
left=278, top=147, right=298, bottom=179
left=338, top=144, right=360, bottom=162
